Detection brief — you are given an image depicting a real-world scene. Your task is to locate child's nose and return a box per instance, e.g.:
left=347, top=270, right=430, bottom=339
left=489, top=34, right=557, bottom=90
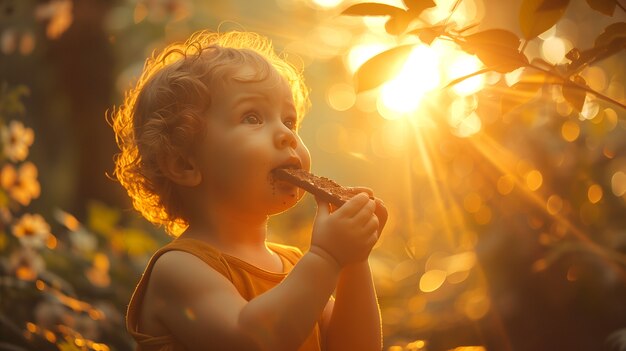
left=274, top=125, right=298, bottom=149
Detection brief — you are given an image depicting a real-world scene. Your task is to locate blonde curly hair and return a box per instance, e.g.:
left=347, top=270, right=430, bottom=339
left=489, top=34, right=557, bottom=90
left=111, top=30, right=310, bottom=236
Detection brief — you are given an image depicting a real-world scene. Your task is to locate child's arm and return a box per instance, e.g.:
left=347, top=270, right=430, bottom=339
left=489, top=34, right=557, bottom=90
left=147, top=193, right=379, bottom=351
left=324, top=261, right=382, bottom=351
left=323, top=197, right=387, bottom=351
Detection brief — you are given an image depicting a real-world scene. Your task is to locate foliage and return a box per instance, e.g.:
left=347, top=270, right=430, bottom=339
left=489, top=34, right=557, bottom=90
left=0, top=83, right=167, bottom=351
left=339, top=0, right=626, bottom=349
left=342, top=0, right=625, bottom=114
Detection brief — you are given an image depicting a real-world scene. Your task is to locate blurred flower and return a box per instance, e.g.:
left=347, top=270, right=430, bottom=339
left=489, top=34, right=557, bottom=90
left=1, top=28, right=18, bottom=54
left=34, top=0, right=74, bottom=39
left=1, top=120, right=35, bottom=162
left=1, top=162, right=41, bottom=206
left=0, top=206, right=11, bottom=226
left=9, top=247, right=45, bottom=280
left=19, top=31, right=35, bottom=56
left=85, top=253, right=111, bottom=288
left=12, top=213, right=51, bottom=249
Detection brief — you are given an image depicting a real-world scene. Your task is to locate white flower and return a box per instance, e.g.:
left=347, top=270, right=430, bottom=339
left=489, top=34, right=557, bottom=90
left=1, top=120, right=34, bottom=162
left=11, top=213, right=51, bottom=249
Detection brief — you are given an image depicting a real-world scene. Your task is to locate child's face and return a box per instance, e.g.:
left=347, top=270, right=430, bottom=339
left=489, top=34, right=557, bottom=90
left=193, top=64, right=311, bottom=216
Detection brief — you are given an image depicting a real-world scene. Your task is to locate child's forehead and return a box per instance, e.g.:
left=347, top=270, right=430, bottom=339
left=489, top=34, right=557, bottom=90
left=213, top=62, right=288, bottom=92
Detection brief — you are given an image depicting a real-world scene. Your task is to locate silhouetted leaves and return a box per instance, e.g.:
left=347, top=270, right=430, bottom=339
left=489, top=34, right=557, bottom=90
left=461, top=29, right=528, bottom=73
left=519, top=0, right=570, bottom=39
left=566, top=23, right=626, bottom=74
left=385, top=12, right=412, bottom=35
left=354, top=44, right=415, bottom=92
left=408, top=24, right=448, bottom=44
left=536, top=0, right=570, bottom=11
left=586, top=0, right=618, bottom=16
left=595, top=22, right=626, bottom=46
left=562, top=75, right=588, bottom=112
left=340, top=3, right=405, bottom=17
left=403, top=0, right=436, bottom=15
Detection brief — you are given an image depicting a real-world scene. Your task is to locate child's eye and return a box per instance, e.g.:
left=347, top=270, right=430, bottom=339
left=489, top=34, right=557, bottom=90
left=242, top=114, right=262, bottom=125
left=283, top=117, right=297, bottom=130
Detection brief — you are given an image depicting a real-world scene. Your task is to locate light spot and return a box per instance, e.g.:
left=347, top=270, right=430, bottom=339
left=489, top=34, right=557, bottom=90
left=587, top=184, right=603, bottom=204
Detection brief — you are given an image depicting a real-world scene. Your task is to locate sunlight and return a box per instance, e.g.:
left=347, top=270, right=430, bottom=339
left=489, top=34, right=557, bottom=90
left=346, top=41, right=391, bottom=73
left=378, top=45, right=441, bottom=115
left=310, top=0, right=344, bottom=9
left=447, top=53, right=485, bottom=96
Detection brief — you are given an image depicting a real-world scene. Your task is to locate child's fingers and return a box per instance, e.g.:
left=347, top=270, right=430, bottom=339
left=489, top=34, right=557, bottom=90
left=335, top=192, right=370, bottom=217
left=351, top=199, right=376, bottom=225
left=364, top=214, right=379, bottom=235
left=374, top=198, right=388, bottom=232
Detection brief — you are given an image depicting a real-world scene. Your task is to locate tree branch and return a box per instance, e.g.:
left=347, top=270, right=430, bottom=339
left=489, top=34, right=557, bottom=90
left=528, top=64, right=626, bottom=111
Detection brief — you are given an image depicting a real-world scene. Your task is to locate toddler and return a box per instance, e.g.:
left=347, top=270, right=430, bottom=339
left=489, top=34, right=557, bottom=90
left=111, top=30, right=387, bottom=351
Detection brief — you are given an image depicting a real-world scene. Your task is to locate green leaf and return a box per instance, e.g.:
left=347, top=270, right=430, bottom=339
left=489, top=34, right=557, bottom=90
left=594, top=22, right=626, bottom=47
left=341, top=3, right=405, bottom=16
left=403, top=0, right=436, bottom=14
left=585, top=0, right=617, bottom=16
left=519, top=0, right=570, bottom=39
left=408, top=25, right=447, bottom=44
left=354, top=44, right=415, bottom=93
left=562, top=75, right=587, bottom=112
left=461, top=30, right=528, bottom=73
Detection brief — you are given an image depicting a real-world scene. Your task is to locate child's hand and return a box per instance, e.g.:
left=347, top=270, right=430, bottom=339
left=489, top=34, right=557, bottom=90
left=310, top=192, right=380, bottom=268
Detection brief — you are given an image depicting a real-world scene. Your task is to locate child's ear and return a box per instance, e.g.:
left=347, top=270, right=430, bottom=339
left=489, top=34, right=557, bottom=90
left=157, top=151, right=202, bottom=187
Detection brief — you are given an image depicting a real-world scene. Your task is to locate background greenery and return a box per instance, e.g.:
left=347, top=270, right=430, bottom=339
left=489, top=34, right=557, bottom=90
left=0, top=0, right=625, bottom=350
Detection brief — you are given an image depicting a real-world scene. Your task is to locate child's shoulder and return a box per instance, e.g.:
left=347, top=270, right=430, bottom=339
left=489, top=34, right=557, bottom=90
left=267, top=242, right=304, bottom=263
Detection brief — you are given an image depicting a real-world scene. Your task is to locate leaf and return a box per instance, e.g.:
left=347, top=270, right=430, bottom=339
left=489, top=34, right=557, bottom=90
left=566, top=27, right=626, bottom=74
left=354, top=44, right=415, bottom=92
left=585, top=0, right=617, bottom=16
left=341, top=3, right=405, bottom=17
left=461, top=30, right=528, bottom=73
left=385, top=12, right=411, bottom=35
left=403, top=0, right=436, bottom=15
left=407, top=25, right=448, bottom=44
left=537, top=0, right=570, bottom=11
left=566, top=45, right=622, bottom=74
left=465, top=29, right=521, bottom=50
left=519, top=0, right=570, bottom=39
left=562, top=75, right=587, bottom=112
left=594, top=22, right=626, bottom=47
left=445, top=68, right=491, bottom=89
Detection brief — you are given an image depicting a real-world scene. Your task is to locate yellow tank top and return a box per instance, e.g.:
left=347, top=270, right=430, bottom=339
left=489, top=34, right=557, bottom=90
left=126, top=237, right=322, bottom=351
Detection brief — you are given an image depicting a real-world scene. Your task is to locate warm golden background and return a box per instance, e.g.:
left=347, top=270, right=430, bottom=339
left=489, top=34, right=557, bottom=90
left=1, top=0, right=625, bottom=350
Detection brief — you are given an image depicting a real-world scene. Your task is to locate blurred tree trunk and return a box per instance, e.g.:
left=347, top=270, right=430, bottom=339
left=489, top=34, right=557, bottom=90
left=46, top=0, right=126, bottom=217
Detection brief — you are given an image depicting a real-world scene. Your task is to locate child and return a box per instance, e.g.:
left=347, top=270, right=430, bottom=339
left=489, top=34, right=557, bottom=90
left=111, top=30, right=387, bottom=351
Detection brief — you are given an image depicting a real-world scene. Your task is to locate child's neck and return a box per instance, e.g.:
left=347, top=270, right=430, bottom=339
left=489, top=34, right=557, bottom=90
left=183, top=208, right=269, bottom=252
left=182, top=210, right=283, bottom=272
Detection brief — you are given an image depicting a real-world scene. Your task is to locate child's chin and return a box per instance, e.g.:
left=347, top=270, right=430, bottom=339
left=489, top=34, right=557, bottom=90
left=268, top=194, right=301, bottom=214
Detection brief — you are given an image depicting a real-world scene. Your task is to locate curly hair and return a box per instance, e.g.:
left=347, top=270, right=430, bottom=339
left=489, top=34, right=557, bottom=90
left=111, top=30, right=310, bottom=236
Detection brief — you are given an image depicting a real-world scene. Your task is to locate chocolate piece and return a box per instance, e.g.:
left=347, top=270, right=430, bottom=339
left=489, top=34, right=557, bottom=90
left=273, top=168, right=364, bottom=207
